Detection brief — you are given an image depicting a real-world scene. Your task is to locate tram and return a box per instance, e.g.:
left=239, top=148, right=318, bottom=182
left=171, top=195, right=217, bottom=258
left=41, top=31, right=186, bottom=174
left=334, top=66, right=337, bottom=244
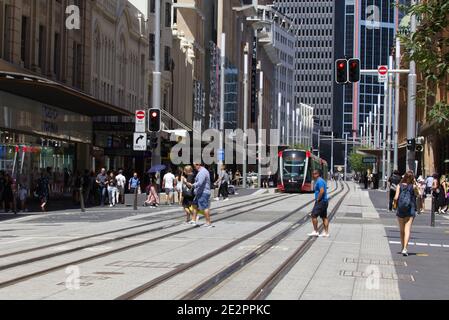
left=278, top=149, right=328, bottom=193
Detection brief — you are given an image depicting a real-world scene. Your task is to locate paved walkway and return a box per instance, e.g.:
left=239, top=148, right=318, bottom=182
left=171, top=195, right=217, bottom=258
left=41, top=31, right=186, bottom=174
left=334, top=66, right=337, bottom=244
left=269, top=184, right=406, bottom=300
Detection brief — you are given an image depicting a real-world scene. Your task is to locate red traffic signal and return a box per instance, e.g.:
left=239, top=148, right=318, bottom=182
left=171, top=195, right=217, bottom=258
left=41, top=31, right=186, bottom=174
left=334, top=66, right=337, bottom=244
left=148, top=108, right=161, bottom=132
left=335, top=59, right=348, bottom=84
left=348, top=58, right=360, bottom=83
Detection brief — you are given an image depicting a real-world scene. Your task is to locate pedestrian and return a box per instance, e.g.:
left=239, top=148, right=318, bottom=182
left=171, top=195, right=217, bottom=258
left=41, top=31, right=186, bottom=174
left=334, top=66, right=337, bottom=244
left=116, top=170, right=126, bottom=205
left=393, top=170, right=419, bottom=257
left=96, top=168, right=108, bottom=207
left=81, top=170, right=90, bottom=206
left=215, top=165, right=229, bottom=201
left=18, top=183, right=28, bottom=212
left=88, top=171, right=97, bottom=206
left=128, top=172, right=140, bottom=195
left=144, top=177, right=160, bottom=208
left=72, top=171, right=81, bottom=204
left=425, top=175, right=434, bottom=197
left=37, top=171, right=50, bottom=212
left=388, top=170, right=402, bottom=212
left=175, top=168, right=183, bottom=205
left=308, top=169, right=329, bottom=238
left=185, top=162, right=213, bottom=228
left=438, top=175, right=448, bottom=214
left=234, top=170, right=241, bottom=187
left=182, top=165, right=196, bottom=223
left=162, top=168, right=176, bottom=205
left=107, top=172, right=118, bottom=207
left=417, top=176, right=426, bottom=214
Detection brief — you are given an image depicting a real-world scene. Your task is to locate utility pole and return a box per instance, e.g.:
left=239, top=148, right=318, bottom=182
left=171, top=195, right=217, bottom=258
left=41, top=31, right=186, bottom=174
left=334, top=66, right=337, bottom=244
left=317, top=129, right=321, bottom=158
left=344, top=133, right=348, bottom=182
left=152, top=0, right=162, bottom=168
left=219, top=33, right=226, bottom=174
left=331, top=131, right=334, bottom=175
left=382, top=80, right=388, bottom=189
left=286, top=102, right=290, bottom=146
left=243, top=43, right=249, bottom=188
left=377, top=95, right=381, bottom=149
left=369, top=111, right=373, bottom=148
left=394, top=37, right=401, bottom=171
left=277, top=92, right=282, bottom=145
left=407, top=0, right=417, bottom=172
left=257, top=62, right=263, bottom=188
left=387, top=55, right=394, bottom=181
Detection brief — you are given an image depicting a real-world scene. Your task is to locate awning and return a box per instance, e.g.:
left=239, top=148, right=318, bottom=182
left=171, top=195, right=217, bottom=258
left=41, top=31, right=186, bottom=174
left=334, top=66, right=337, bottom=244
left=0, top=61, right=132, bottom=117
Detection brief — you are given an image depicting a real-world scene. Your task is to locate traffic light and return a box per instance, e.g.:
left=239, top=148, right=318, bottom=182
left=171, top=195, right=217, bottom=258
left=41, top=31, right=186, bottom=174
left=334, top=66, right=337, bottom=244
left=415, top=136, right=424, bottom=152
left=148, top=108, right=161, bottom=132
left=335, top=59, right=348, bottom=84
left=407, top=138, right=416, bottom=151
left=348, top=58, right=360, bottom=83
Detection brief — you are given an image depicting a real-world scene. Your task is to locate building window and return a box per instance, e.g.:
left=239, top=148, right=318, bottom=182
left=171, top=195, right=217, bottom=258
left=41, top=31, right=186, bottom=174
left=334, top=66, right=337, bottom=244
left=21, top=16, right=29, bottom=67
left=38, top=25, right=46, bottom=70
left=150, top=0, right=155, bottom=13
left=54, top=33, right=61, bottom=80
left=149, top=33, right=155, bottom=61
left=165, top=2, right=171, bottom=27
left=164, top=46, right=171, bottom=71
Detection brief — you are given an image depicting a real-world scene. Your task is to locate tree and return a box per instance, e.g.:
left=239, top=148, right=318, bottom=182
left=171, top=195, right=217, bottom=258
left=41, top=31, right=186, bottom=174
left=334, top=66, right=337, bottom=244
left=349, top=151, right=372, bottom=173
left=398, top=1, right=449, bottom=131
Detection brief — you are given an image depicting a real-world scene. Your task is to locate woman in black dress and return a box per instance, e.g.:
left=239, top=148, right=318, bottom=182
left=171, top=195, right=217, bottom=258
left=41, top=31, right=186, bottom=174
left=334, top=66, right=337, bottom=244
left=182, top=165, right=196, bottom=223
left=37, top=172, right=50, bottom=212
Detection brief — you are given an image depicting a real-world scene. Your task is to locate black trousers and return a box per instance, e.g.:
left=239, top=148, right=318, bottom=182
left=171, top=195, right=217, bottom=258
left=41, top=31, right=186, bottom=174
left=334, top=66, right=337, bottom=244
left=389, top=189, right=395, bottom=211
left=218, top=182, right=229, bottom=199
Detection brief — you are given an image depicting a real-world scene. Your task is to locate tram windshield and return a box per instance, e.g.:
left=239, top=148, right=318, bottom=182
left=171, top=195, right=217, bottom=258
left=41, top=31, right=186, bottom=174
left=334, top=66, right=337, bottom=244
left=282, top=153, right=307, bottom=180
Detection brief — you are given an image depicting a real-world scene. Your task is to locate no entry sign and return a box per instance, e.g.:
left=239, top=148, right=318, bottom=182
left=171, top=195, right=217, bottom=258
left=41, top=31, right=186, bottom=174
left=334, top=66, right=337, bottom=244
left=378, top=65, right=388, bottom=83
left=135, top=110, right=146, bottom=132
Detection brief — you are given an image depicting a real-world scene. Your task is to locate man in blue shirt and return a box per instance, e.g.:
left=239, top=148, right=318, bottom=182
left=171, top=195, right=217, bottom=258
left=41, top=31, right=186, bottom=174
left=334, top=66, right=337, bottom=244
left=185, top=162, right=213, bottom=228
left=308, top=169, right=329, bottom=238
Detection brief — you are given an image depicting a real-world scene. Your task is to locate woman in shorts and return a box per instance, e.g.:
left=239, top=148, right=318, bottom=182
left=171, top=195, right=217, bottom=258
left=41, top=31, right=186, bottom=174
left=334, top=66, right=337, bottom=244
left=182, top=166, right=195, bottom=223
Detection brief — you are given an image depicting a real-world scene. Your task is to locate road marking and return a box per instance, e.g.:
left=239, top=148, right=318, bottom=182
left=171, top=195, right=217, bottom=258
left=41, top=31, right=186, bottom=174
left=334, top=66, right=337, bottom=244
left=430, top=244, right=442, bottom=248
left=416, top=253, right=429, bottom=257
left=0, top=237, right=32, bottom=244
left=443, top=245, right=449, bottom=248
left=389, top=241, right=401, bottom=245
left=415, top=243, right=429, bottom=246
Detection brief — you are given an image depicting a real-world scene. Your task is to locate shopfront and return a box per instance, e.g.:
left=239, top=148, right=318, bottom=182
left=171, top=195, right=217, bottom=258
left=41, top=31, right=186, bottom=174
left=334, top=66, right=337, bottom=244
left=0, top=90, right=92, bottom=197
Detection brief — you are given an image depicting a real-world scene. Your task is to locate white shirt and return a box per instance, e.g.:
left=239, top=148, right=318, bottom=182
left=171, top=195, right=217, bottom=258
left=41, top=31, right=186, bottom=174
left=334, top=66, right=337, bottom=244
left=116, top=174, right=126, bottom=188
left=163, top=173, right=175, bottom=189
left=19, top=188, right=28, bottom=201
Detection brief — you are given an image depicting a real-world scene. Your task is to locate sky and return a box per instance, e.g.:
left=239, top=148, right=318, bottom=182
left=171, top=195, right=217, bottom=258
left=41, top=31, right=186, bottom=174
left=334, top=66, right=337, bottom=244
left=128, top=0, right=147, bottom=16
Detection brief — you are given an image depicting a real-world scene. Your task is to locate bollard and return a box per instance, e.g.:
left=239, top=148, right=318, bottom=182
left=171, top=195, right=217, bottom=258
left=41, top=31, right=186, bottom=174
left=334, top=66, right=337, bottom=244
left=133, top=186, right=138, bottom=211
left=431, top=196, right=435, bottom=227
left=80, top=187, right=86, bottom=213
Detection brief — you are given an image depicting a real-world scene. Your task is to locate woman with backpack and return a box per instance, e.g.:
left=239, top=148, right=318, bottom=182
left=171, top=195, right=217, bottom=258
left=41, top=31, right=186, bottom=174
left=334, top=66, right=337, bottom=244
left=393, top=171, right=419, bottom=257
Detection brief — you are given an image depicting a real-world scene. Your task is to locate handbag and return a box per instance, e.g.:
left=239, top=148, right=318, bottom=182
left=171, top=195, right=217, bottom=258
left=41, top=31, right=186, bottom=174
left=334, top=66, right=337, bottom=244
left=182, top=185, right=194, bottom=198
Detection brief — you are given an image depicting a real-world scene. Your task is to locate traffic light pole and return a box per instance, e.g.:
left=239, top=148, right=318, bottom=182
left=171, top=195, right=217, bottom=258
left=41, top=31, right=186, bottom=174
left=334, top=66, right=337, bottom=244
left=407, top=0, right=417, bottom=173
left=152, top=0, right=162, bottom=170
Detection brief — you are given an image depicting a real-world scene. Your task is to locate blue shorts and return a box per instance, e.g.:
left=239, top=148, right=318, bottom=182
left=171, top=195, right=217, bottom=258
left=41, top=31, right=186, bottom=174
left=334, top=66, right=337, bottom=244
left=194, top=192, right=211, bottom=211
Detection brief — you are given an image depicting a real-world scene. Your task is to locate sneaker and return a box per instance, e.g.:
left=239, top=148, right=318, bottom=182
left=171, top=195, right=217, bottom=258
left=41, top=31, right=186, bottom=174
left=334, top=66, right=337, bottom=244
left=307, top=231, right=320, bottom=237
left=214, top=197, right=220, bottom=201
left=223, top=198, right=229, bottom=202
left=402, top=249, right=408, bottom=257
left=109, top=204, right=113, bottom=207
left=202, top=224, right=214, bottom=228
left=319, top=232, right=330, bottom=238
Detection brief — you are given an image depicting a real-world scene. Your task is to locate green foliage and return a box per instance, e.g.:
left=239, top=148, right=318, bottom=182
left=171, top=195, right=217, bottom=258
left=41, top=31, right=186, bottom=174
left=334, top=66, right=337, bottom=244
left=398, top=0, right=449, bottom=130
left=290, top=143, right=311, bottom=150
left=348, top=151, right=372, bottom=173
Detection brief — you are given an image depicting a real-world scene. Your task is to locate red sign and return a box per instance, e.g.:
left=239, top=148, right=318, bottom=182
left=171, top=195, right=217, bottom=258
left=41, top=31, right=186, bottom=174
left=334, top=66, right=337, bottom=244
left=136, top=110, right=145, bottom=120
left=378, top=66, right=388, bottom=75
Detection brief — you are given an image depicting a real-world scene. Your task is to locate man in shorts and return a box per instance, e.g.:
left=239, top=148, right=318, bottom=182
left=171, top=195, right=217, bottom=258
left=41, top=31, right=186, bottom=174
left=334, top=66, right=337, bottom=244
left=115, top=170, right=126, bottom=205
left=186, top=162, right=213, bottom=228
left=162, top=168, right=176, bottom=205
left=308, top=169, right=329, bottom=238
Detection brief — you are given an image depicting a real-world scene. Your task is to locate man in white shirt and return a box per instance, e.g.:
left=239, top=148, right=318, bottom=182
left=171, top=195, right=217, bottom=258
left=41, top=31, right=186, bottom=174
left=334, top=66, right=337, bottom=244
left=163, top=168, right=176, bottom=205
left=115, top=170, right=126, bottom=204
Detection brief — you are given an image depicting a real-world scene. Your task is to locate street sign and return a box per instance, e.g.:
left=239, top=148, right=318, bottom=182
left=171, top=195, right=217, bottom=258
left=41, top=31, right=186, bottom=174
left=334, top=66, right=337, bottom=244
left=362, top=157, right=377, bottom=164
left=135, top=110, right=146, bottom=133
left=378, top=65, right=388, bottom=83
left=133, top=133, right=147, bottom=151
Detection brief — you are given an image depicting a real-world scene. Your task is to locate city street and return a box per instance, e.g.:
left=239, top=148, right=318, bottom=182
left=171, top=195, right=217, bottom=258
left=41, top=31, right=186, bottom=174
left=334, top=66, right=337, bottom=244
left=0, top=182, right=447, bottom=300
